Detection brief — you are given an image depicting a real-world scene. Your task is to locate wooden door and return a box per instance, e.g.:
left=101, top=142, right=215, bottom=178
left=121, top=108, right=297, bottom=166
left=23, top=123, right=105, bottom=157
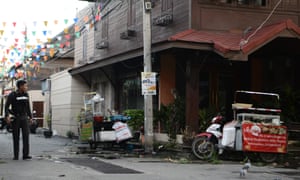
left=32, top=101, right=44, bottom=127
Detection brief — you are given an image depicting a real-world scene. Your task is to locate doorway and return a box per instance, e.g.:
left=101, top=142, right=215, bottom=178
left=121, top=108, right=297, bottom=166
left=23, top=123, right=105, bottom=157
left=32, top=101, right=44, bottom=127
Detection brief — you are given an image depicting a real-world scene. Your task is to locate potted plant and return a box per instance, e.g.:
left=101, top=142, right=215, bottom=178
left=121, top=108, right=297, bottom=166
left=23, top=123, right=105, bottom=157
left=44, top=113, right=53, bottom=138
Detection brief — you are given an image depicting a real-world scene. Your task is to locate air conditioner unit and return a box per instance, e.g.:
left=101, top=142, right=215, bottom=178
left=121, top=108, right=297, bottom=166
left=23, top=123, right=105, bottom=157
left=87, top=57, right=94, bottom=64
left=153, top=14, right=173, bottom=26
left=120, top=30, right=136, bottom=40
left=96, top=41, right=108, bottom=49
left=144, top=2, right=152, bottom=10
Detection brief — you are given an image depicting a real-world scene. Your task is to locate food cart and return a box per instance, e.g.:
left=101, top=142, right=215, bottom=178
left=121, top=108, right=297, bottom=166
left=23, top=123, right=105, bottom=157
left=79, top=92, right=132, bottom=149
left=232, top=90, right=287, bottom=162
left=192, top=90, right=288, bottom=162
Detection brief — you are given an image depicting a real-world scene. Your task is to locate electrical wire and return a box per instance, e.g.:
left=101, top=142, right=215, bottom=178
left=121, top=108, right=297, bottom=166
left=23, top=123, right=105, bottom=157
left=240, top=0, right=283, bottom=47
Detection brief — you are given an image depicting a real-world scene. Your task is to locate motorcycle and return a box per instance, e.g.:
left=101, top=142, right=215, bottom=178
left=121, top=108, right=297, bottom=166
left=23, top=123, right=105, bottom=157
left=192, top=91, right=287, bottom=163
left=191, top=114, right=225, bottom=160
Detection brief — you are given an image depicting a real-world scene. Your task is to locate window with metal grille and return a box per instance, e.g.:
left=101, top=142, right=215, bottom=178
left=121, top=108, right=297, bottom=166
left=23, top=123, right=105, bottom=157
left=127, top=0, right=136, bottom=27
left=101, top=16, right=109, bottom=40
left=82, top=29, right=88, bottom=63
left=162, top=0, right=173, bottom=12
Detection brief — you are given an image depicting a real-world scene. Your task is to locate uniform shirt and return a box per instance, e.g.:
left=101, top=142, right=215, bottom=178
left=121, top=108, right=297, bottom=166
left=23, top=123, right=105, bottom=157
left=5, top=90, right=32, bottom=119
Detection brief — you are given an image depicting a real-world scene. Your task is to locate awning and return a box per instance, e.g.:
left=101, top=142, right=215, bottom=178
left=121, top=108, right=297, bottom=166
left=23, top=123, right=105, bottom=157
left=169, top=19, right=300, bottom=60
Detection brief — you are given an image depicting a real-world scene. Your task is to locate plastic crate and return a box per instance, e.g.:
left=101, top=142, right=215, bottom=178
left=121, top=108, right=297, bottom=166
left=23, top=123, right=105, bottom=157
left=110, top=115, right=131, bottom=121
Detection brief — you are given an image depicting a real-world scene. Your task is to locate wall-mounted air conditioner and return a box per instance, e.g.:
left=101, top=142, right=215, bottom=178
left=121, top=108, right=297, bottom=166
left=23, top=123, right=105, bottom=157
left=120, top=30, right=136, bottom=40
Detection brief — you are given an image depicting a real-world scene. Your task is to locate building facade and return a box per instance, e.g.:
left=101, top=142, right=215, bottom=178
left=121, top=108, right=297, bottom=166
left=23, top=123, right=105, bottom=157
left=70, top=0, right=300, bottom=134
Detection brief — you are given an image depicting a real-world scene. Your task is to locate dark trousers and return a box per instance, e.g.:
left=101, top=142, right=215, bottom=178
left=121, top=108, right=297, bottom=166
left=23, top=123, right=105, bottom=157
left=12, top=116, right=30, bottom=158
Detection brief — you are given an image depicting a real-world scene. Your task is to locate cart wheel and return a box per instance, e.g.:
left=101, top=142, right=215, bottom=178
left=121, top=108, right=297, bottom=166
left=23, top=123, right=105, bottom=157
left=258, top=152, right=277, bottom=163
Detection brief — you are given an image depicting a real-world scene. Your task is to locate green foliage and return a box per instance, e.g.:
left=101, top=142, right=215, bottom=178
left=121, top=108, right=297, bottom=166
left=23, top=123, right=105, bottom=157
left=123, top=109, right=144, bottom=131
left=66, top=130, right=75, bottom=139
left=154, top=97, right=186, bottom=141
left=198, top=107, right=219, bottom=132
left=208, top=151, right=222, bottom=164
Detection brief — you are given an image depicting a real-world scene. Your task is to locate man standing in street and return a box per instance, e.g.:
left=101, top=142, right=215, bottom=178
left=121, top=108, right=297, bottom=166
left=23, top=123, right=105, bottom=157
left=5, top=80, right=32, bottom=160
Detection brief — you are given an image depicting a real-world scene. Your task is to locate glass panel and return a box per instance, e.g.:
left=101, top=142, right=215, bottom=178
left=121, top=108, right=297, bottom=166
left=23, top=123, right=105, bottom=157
left=120, top=76, right=143, bottom=111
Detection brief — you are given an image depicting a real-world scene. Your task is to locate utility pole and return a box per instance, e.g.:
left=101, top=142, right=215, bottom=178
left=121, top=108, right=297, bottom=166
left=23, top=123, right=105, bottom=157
left=143, top=0, right=153, bottom=153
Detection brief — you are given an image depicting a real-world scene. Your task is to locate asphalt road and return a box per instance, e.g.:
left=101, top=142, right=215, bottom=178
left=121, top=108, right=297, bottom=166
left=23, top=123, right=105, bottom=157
left=0, top=131, right=299, bottom=180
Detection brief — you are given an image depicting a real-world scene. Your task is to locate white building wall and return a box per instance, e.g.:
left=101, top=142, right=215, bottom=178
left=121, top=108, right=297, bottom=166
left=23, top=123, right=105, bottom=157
left=50, top=69, right=89, bottom=136
left=29, top=90, right=44, bottom=103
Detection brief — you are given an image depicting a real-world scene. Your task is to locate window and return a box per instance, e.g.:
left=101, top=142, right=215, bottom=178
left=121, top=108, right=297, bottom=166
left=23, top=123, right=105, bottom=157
left=162, top=0, right=173, bottom=12
left=120, top=76, right=143, bottom=111
left=82, top=29, right=88, bottom=63
left=127, top=0, right=136, bottom=27
left=238, top=0, right=266, bottom=5
left=101, top=16, right=109, bottom=40
left=198, top=0, right=267, bottom=7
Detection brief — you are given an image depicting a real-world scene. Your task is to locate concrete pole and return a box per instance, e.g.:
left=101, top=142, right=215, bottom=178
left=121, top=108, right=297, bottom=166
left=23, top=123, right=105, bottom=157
left=143, top=0, right=153, bottom=153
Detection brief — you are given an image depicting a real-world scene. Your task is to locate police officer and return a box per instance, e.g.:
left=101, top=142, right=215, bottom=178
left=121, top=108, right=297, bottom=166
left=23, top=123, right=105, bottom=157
left=5, top=80, right=32, bottom=160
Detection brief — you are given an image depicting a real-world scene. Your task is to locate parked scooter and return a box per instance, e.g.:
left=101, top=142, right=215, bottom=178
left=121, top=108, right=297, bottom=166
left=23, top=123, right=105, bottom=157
left=192, top=113, right=280, bottom=163
left=192, top=114, right=225, bottom=160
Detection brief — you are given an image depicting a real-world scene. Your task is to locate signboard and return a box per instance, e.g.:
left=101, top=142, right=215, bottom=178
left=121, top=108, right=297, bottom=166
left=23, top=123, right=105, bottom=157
left=80, top=122, right=93, bottom=142
left=242, top=122, right=287, bottom=153
left=141, top=72, right=156, bottom=95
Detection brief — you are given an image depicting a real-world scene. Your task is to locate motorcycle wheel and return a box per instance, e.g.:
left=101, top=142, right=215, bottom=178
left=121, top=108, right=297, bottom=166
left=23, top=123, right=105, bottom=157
left=192, top=136, right=215, bottom=160
left=258, top=152, right=277, bottom=163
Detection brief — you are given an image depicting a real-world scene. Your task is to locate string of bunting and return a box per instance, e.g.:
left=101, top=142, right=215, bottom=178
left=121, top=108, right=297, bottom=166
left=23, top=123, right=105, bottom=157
left=0, top=3, right=102, bottom=80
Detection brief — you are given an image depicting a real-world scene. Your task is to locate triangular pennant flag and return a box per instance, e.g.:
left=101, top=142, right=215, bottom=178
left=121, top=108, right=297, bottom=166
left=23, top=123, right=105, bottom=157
left=12, top=22, right=16, bottom=27
left=47, top=38, right=52, bottom=43
left=54, top=20, right=58, bottom=25
left=49, top=48, right=55, bottom=57
left=15, top=39, right=19, bottom=43
left=11, top=31, right=15, bottom=35
left=64, top=19, right=68, bottom=25
left=64, top=28, right=68, bottom=34
left=32, top=31, right=36, bottom=36
left=2, top=22, right=6, bottom=27
left=73, top=17, right=79, bottom=23
left=84, top=16, right=89, bottom=23
left=0, top=30, right=4, bottom=36
left=95, top=15, right=101, bottom=21
left=66, top=41, right=70, bottom=47
left=74, top=25, right=80, bottom=32
left=44, top=21, right=48, bottom=27
left=36, top=55, right=40, bottom=61
left=43, top=56, right=48, bottom=61
left=48, top=30, right=52, bottom=35
left=90, top=23, right=94, bottom=29
left=42, top=30, right=47, bottom=36
left=65, top=34, right=71, bottom=40
left=33, top=21, right=37, bottom=27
